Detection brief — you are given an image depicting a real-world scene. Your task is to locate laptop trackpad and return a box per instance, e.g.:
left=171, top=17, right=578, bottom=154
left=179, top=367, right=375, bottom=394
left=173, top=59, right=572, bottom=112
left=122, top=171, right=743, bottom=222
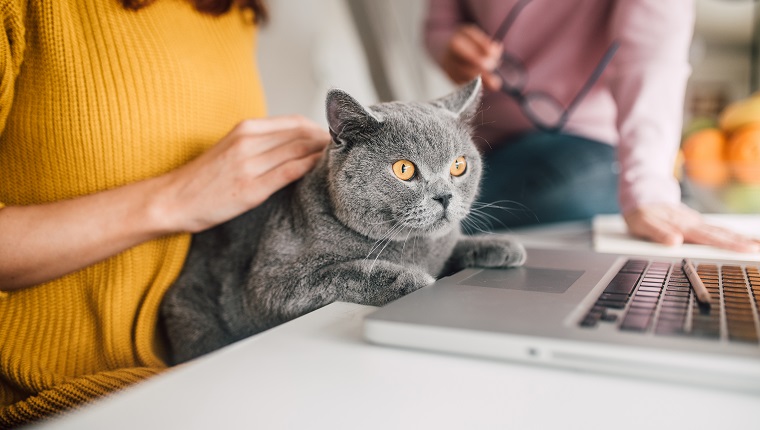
left=460, top=267, right=584, bottom=294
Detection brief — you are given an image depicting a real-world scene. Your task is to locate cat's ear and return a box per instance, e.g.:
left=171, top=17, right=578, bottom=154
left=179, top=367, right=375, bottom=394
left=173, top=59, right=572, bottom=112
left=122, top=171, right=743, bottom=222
left=431, top=77, right=482, bottom=122
left=325, top=89, right=382, bottom=148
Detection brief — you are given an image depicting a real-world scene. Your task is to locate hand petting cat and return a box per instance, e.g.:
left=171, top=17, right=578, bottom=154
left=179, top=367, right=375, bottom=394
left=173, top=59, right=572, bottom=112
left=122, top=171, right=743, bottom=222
left=152, top=115, right=329, bottom=234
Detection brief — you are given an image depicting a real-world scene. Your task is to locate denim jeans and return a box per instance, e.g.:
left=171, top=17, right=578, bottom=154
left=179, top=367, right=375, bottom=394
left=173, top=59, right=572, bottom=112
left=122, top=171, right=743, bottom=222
left=467, top=131, right=620, bottom=231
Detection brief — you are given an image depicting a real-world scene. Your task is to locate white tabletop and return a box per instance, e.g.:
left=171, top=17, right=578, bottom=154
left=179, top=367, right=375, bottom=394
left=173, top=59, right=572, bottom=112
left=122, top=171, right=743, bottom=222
left=35, top=221, right=760, bottom=430
left=39, top=301, right=759, bottom=430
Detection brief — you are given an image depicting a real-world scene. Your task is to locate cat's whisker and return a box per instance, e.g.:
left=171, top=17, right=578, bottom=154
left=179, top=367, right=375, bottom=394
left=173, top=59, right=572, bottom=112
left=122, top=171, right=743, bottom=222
left=412, top=232, right=419, bottom=268
left=366, top=229, right=397, bottom=260
left=366, top=217, right=405, bottom=254
left=367, top=214, right=421, bottom=275
left=468, top=208, right=506, bottom=232
left=460, top=220, right=478, bottom=235
left=366, top=218, right=398, bottom=226
left=462, top=211, right=493, bottom=233
left=472, top=199, right=538, bottom=221
left=366, top=214, right=413, bottom=256
left=468, top=199, right=540, bottom=227
left=368, top=224, right=406, bottom=275
left=364, top=217, right=400, bottom=242
left=400, top=227, right=413, bottom=256
left=365, top=216, right=411, bottom=263
left=462, top=214, right=494, bottom=236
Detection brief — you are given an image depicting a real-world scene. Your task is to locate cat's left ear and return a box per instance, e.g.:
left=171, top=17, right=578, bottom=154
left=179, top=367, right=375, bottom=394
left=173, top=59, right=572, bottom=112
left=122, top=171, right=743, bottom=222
left=431, top=77, right=482, bottom=122
left=325, top=89, right=382, bottom=148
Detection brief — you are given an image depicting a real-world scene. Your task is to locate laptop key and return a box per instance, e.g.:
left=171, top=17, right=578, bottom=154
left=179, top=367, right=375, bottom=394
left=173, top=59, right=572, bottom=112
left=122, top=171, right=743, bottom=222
left=620, top=313, right=652, bottom=331
left=599, top=293, right=628, bottom=301
left=580, top=316, right=598, bottom=328
left=604, top=272, right=642, bottom=295
left=595, top=300, right=626, bottom=309
left=620, top=259, right=648, bottom=274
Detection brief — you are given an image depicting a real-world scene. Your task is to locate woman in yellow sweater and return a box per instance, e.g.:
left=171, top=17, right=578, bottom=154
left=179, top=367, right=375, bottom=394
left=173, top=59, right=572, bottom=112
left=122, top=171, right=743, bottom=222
left=0, top=0, right=328, bottom=426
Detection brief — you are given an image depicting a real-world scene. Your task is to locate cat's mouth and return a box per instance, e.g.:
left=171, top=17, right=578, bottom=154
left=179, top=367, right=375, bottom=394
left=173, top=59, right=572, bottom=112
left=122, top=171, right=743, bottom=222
left=422, top=211, right=455, bottom=234
left=384, top=206, right=461, bottom=237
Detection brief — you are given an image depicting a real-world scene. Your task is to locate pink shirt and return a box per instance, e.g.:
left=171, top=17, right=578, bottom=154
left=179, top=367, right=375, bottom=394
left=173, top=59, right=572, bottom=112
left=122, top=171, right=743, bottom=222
left=425, top=0, right=695, bottom=213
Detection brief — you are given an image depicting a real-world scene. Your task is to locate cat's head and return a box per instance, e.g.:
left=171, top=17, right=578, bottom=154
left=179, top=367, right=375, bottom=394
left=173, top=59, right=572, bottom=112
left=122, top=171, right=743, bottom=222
left=324, top=78, right=482, bottom=240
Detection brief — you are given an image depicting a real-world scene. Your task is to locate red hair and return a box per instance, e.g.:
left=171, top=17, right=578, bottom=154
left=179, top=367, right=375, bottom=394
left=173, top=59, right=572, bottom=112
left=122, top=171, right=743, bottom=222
left=120, top=0, right=268, bottom=23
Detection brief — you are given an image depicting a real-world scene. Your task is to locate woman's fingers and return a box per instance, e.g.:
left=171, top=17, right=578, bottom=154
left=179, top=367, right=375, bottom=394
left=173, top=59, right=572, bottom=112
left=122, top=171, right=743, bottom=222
left=624, top=203, right=760, bottom=253
left=242, top=135, right=328, bottom=184
left=443, top=25, right=503, bottom=86
left=683, top=224, right=760, bottom=253
left=624, top=209, right=684, bottom=246
left=225, top=118, right=328, bottom=158
left=232, top=115, right=324, bottom=137
left=246, top=152, right=323, bottom=207
left=453, top=25, right=502, bottom=70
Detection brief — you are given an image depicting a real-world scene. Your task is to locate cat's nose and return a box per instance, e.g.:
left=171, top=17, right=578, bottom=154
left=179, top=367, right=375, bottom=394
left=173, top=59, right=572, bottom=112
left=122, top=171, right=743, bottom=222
left=433, top=193, right=452, bottom=210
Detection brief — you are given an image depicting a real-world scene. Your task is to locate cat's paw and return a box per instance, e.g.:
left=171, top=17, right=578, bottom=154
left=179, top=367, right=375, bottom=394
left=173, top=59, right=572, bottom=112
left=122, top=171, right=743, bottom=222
left=390, top=269, right=436, bottom=295
left=467, top=237, right=526, bottom=268
left=371, top=269, right=435, bottom=305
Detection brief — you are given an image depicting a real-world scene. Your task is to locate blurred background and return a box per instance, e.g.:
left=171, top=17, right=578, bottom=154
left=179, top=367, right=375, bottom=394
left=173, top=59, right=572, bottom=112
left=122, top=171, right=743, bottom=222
left=256, top=0, right=760, bottom=214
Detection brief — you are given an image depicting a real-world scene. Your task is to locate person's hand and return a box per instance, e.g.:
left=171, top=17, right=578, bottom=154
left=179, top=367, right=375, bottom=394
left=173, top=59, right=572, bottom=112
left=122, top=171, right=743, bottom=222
left=154, top=115, right=330, bottom=233
left=440, top=24, right=503, bottom=92
left=623, top=203, right=760, bottom=253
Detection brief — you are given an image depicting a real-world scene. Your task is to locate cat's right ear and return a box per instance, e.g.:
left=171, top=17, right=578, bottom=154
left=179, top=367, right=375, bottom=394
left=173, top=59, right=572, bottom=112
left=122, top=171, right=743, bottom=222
left=431, top=77, right=482, bottom=122
left=325, top=89, right=382, bottom=149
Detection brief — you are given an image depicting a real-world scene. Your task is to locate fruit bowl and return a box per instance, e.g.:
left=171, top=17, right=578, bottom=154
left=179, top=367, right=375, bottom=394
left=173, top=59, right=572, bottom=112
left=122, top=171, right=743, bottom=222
left=680, top=100, right=760, bottom=214
left=682, top=162, right=760, bottom=213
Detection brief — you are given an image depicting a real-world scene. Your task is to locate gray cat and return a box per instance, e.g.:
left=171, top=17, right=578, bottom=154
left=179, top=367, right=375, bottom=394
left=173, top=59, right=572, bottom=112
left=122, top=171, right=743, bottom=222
left=160, top=78, right=526, bottom=364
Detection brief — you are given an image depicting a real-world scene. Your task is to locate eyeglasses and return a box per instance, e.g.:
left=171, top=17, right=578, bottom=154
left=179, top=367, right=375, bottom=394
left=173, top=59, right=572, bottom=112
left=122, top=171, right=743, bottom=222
left=490, top=0, right=619, bottom=133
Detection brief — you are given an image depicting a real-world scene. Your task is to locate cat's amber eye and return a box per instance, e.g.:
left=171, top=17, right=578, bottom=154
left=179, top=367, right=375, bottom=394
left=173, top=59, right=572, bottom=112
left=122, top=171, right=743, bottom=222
left=450, top=156, right=467, bottom=177
left=392, top=159, right=416, bottom=181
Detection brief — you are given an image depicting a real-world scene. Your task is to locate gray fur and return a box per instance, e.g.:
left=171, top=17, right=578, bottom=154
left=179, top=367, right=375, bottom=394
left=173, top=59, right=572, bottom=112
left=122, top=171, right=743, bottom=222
left=160, top=78, right=526, bottom=364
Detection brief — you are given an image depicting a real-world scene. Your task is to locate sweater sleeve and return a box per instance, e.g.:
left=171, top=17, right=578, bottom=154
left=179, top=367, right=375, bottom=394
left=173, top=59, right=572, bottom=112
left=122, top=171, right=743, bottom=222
left=424, top=0, right=468, bottom=66
left=0, top=0, right=25, bottom=133
left=608, top=0, right=695, bottom=213
left=0, top=1, right=22, bottom=299
left=0, top=0, right=26, bottom=213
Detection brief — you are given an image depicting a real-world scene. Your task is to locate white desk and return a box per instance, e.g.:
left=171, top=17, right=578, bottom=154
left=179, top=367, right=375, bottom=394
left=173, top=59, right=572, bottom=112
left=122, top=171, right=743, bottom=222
left=37, top=222, right=760, bottom=430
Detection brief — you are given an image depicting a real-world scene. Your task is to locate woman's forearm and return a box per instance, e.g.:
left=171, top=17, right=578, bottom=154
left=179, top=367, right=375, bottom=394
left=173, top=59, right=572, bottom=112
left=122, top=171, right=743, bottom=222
left=0, top=116, right=329, bottom=292
left=0, top=176, right=173, bottom=291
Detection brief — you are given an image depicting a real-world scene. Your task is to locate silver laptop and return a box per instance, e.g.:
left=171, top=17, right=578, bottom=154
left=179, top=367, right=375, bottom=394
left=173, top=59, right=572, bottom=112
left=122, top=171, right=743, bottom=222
left=363, top=248, right=760, bottom=392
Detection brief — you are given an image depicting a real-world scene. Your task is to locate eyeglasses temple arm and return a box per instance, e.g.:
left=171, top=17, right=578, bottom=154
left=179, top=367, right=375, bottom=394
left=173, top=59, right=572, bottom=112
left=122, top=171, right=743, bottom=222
left=562, top=41, right=621, bottom=120
left=492, top=0, right=533, bottom=41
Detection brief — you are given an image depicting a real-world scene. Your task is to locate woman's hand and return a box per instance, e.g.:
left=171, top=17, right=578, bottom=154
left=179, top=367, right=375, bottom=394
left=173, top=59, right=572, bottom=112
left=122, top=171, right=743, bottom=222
left=152, top=115, right=330, bottom=234
left=623, top=203, right=760, bottom=253
left=440, top=25, right=503, bottom=92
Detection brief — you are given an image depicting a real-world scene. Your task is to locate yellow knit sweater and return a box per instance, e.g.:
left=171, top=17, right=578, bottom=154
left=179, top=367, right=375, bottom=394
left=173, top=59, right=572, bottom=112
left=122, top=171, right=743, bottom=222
left=0, top=0, right=266, bottom=426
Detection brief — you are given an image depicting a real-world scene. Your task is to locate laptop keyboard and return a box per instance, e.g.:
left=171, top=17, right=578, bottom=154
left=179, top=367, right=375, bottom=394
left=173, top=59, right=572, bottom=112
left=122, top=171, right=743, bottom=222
left=579, top=259, right=760, bottom=344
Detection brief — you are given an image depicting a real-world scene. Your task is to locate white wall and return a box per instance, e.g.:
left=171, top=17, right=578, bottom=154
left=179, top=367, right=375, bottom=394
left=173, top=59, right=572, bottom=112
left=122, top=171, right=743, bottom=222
left=256, top=0, right=378, bottom=125
left=686, top=0, right=757, bottom=121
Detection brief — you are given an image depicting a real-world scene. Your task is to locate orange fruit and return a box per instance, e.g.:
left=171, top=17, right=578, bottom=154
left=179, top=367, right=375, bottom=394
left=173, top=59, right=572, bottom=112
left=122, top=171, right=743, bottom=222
left=727, top=124, right=760, bottom=184
left=719, top=94, right=760, bottom=134
left=681, top=128, right=730, bottom=186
